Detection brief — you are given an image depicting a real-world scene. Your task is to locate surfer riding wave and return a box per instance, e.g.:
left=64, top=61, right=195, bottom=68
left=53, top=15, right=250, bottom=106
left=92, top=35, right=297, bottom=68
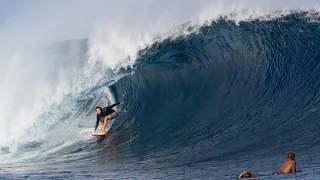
left=94, top=100, right=125, bottom=134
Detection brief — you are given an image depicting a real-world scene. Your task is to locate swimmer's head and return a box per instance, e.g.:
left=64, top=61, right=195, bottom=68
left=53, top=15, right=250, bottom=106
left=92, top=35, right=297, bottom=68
left=286, top=152, right=295, bottom=160
left=238, top=171, right=251, bottom=178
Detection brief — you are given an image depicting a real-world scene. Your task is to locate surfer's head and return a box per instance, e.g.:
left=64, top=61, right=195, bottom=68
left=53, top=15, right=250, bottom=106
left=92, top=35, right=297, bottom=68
left=286, top=152, right=295, bottom=160
left=238, top=171, right=251, bottom=178
left=95, top=107, right=102, bottom=114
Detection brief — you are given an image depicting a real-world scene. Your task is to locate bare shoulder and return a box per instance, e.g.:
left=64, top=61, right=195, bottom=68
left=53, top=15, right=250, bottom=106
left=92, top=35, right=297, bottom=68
left=290, top=160, right=296, bottom=164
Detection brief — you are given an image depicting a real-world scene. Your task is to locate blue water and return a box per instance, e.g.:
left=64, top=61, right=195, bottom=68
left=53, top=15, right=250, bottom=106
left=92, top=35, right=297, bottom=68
left=1, top=11, right=320, bottom=179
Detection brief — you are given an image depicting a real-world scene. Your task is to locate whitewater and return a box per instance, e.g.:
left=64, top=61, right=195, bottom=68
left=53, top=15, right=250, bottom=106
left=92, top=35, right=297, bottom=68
left=0, top=1, right=320, bottom=179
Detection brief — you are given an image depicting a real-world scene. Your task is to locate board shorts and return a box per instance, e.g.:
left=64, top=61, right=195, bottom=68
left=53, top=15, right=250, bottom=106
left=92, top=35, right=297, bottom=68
left=99, top=112, right=118, bottom=122
left=109, top=112, right=118, bottom=119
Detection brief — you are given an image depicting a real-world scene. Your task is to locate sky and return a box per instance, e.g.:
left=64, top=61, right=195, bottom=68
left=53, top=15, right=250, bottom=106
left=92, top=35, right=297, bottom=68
left=0, top=0, right=23, bottom=23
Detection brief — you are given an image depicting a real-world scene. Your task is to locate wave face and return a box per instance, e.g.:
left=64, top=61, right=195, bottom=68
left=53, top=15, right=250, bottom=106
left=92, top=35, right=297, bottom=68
left=1, top=11, right=320, bottom=179
left=110, top=11, right=320, bottom=176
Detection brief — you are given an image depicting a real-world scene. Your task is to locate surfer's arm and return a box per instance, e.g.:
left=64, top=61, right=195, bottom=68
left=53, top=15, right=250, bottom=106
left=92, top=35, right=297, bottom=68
left=292, top=161, right=296, bottom=173
left=105, top=100, right=124, bottom=109
left=106, top=102, right=120, bottom=109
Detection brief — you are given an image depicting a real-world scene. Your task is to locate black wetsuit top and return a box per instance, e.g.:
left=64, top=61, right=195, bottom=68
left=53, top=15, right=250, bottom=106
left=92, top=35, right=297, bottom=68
left=95, top=102, right=120, bottom=130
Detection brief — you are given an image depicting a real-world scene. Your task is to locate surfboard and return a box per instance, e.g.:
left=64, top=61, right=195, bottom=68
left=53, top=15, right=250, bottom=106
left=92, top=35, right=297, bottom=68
left=91, top=132, right=106, bottom=136
left=90, top=127, right=111, bottom=136
left=90, top=128, right=110, bottom=136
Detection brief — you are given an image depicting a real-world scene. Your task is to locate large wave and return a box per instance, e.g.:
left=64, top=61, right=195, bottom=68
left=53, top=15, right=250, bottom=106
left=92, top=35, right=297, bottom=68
left=1, top=8, right=320, bottom=179
left=112, top=10, right=320, bottom=165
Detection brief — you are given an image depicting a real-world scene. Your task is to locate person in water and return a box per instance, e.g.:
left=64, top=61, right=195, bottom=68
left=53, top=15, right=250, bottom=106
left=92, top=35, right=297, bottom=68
left=238, top=152, right=296, bottom=178
left=94, top=100, right=125, bottom=134
left=273, top=151, right=296, bottom=174
left=237, top=171, right=260, bottom=178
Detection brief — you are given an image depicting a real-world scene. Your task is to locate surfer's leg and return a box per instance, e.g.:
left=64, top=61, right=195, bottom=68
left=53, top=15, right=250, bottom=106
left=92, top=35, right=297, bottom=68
left=109, top=112, right=118, bottom=119
left=102, top=117, right=108, bottom=133
left=102, top=112, right=118, bottom=132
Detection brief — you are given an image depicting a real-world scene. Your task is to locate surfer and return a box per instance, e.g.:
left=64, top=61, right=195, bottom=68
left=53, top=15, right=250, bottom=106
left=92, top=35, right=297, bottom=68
left=238, top=152, right=297, bottom=178
left=94, top=100, right=125, bottom=134
left=237, top=171, right=260, bottom=178
left=273, top=151, right=296, bottom=174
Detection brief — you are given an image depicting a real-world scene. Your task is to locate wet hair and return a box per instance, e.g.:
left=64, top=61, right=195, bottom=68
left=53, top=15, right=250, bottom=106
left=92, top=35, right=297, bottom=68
left=286, top=152, right=295, bottom=160
left=95, top=106, right=102, bottom=111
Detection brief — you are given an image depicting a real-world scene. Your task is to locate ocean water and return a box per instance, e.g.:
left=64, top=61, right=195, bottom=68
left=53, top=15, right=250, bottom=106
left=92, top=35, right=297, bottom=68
left=0, top=2, right=320, bottom=180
